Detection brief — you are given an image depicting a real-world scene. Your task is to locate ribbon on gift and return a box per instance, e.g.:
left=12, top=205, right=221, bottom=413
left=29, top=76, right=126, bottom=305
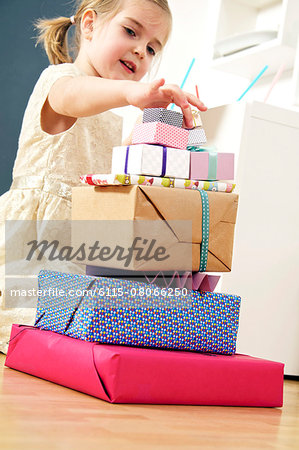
left=207, top=152, right=218, bottom=181
left=187, top=145, right=218, bottom=152
left=199, top=190, right=209, bottom=271
left=124, top=146, right=130, bottom=174
left=161, top=146, right=167, bottom=177
left=124, top=145, right=168, bottom=177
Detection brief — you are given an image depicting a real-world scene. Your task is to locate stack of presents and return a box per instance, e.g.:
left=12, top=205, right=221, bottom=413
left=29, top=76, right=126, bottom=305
left=5, top=108, right=284, bottom=406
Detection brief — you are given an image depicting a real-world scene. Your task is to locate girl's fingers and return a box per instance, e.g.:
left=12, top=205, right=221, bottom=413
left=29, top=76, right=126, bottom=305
left=186, top=92, right=207, bottom=111
left=181, top=104, right=193, bottom=129
left=160, top=85, right=207, bottom=126
left=159, top=85, right=193, bottom=127
left=145, top=83, right=206, bottom=126
left=171, top=88, right=194, bottom=128
left=150, top=78, right=165, bottom=93
left=177, top=92, right=207, bottom=127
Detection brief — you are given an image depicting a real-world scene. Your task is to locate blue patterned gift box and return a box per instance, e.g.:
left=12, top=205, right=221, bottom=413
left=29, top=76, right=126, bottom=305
left=35, top=270, right=241, bottom=355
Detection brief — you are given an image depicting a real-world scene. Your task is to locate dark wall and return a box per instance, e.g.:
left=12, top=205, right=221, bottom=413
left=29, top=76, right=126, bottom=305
left=0, top=1, right=73, bottom=195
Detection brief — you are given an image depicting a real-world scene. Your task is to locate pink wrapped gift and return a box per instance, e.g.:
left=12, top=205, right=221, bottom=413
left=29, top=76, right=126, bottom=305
left=5, top=325, right=284, bottom=406
left=132, top=122, right=189, bottom=150
left=190, top=151, right=234, bottom=181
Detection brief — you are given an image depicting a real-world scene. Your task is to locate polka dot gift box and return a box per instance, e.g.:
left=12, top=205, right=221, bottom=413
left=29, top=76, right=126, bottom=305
left=35, top=270, right=241, bottom=355
left=142, top=108, right=184, bottom=128
left=188, top=128, right=207, bottom=146
left=132, top=122, right=189, bottom=150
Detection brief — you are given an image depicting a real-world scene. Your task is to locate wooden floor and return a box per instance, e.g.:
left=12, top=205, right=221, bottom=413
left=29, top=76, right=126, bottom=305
left=0, top=354, right=298, bottom=449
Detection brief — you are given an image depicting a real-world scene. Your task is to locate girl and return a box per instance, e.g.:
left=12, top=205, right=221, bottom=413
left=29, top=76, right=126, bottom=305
left=0, top=0, right=206, bottom=353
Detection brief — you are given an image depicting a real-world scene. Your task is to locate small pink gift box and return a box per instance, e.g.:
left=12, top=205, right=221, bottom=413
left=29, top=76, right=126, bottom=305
left=190, top=151, right=234, bottom=181
left=132, top=122, right=189, bottom=150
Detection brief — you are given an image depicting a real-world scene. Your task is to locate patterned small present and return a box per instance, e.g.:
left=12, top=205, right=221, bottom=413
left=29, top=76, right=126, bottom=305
left=191, top=110, right=203, bottom=127
left=35, top=270, right=241, bottom=355
left=132, top=122, right=189, bottom=149
left=190, top=151, right=234, bottom=181
left=143, top=108, right=183, bottom=128
left=188, top=128, right=207, bottom=146
left=80, top=173, right=236, bottom=193
left=111, top=144, right=190, bottom=179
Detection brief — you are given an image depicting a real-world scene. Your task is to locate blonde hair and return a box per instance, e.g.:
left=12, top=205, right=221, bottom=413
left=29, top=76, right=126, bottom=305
left=35, top=0, right=172, bottom=65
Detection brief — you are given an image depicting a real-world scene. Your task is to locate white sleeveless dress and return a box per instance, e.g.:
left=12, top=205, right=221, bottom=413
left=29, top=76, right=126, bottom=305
left=0, top=63, right=122, bottom=353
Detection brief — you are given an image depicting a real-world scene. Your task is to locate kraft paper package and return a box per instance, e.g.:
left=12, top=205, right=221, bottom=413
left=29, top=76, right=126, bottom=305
left=71, top=185, right=239, bottom=272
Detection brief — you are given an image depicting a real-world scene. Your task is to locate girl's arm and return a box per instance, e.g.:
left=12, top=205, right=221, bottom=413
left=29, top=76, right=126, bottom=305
left=47, top=76, right=206, bottom=130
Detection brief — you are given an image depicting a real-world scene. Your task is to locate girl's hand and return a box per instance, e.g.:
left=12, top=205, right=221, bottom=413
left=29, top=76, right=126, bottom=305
left=125, top=78, right=207, bottom=129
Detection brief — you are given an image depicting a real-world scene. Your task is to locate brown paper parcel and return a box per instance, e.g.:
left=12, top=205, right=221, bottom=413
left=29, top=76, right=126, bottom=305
left=71, top=186, right=238, bottom=272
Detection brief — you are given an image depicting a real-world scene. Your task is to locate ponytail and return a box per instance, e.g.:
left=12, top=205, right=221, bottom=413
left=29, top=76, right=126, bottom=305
left=35, top=0, right=172, bottom=66
left=35, top=16, right=74, bottom=65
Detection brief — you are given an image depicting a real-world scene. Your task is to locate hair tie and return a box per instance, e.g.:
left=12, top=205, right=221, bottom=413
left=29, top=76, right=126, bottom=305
left=70, top=15, right=75, bottom=25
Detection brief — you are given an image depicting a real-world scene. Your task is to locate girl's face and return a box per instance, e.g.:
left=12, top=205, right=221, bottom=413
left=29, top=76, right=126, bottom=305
left=79, top=0, right=170, bottom=80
